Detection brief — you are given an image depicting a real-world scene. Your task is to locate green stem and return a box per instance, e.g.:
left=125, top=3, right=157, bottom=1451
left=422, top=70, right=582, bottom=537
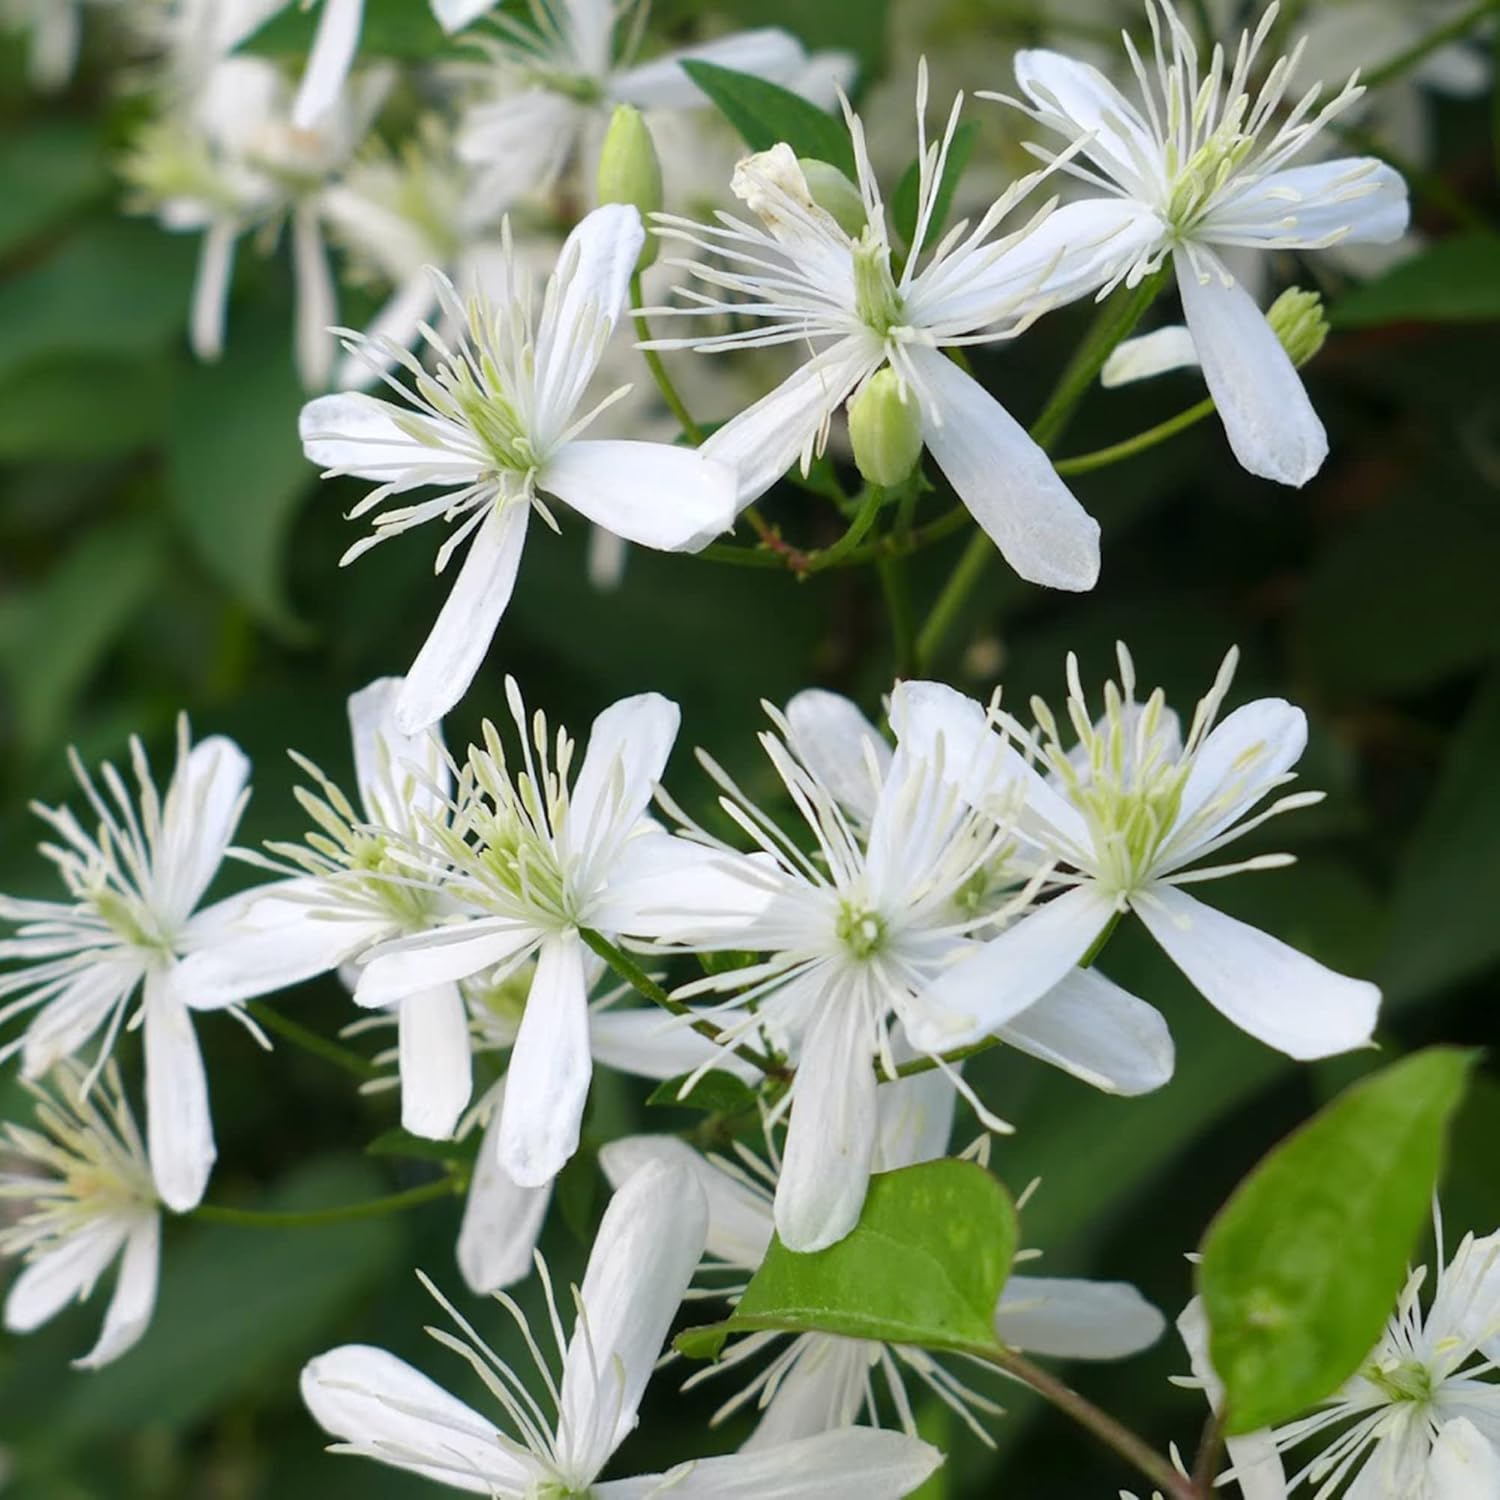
left=193, top=1175, right=459, bottom=1229
left=1192, top=1410, right=1227, bottom=1495
left=578, top=928, right=788, bottom=1080
left=630, top=273, right=704, bottom=444
left=878, top=556, right=917, bottom=676
left=891, top=1036, right=1002, bottom=1080
left=246, top=1002, right=379, bottom=1082
left=1055, top=397, right=1216, bottom=476
left=810, top=483, right=885, bottom=571
left=985, top=1348, right=1201, bottom=1500
left=1360, top=0, right=1499, bottom=89
left=915, top=271, right=1168, bottom=671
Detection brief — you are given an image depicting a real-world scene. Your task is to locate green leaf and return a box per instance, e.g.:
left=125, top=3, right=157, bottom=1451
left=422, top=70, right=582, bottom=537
left=365, top=1127, right=474, bottom=1167
left=166, top=317, right=314, bottom=633
left=646, top=1068, right=758, bottom=1113
left=698, top=949, right=763, bottom=977
left=680, top=61, right=855, bottom=176
left=244, top=0, right=450, bottom=58
left=0, top=516, right=166, bottom=752
left=891, top=122, right=978, bottom=251
left=676, top=1159, right=1015, bottom=1360
left=1382, top=669, right=1500, bottom=1004
left=0, top=122, right=110, bottom=256
left=1200, top=1047, right=1475, bottom=1434
left=1332, top=233, right=1500, bottom=326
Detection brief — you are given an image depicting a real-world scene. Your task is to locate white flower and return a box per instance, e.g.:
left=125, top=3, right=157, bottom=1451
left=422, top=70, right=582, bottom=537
left=0, top=719, right=314, bottom=1210
left=644, top=681, right=1173, bottom=1252
left=914, top=643, right=1381, bottom=1062
left=0, top=0, right=119, bottom=91
left=454, top=0, right=823, bottom=214
left=122, top=53, right=390, bottom=388
left=301, top=1158, right=943, bottom=1497
left=298, top=203, right=738, bottom=732
left=602, top=1072, right=1166, bottom=1448
left=0, top=1062, right=159, bottom=1369
left=1180, top=1218, right=1500, bottom=1497
left=994, top=0, right=1410, bottom=486
left=348, top=678, right=726, bottom=1194
left=650, top=64, right=1122, bottom=591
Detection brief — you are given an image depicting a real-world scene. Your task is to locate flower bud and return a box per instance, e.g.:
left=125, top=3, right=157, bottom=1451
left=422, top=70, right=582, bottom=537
left=597, top=105, right=663, bottom=267
left=798, top=157, right=866, bottom=237
left=847, top=367, right=923, bottom=488
left=1267, top=286, right=1328, bottom=368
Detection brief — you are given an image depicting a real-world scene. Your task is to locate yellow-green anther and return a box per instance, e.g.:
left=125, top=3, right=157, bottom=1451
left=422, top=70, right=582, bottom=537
left=847, top=367, right=923, bottom=488
left=798, top=157, right=867, bottom=237
left=597, top=105, right=663, bottom=267
left=1267, top=287, right=1329, bottom=368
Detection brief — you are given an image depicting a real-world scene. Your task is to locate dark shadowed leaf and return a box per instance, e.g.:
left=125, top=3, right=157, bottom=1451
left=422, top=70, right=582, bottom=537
left=1333, top=234, right=1500, bottom=327
left=680, top=61, right=854, bottom=175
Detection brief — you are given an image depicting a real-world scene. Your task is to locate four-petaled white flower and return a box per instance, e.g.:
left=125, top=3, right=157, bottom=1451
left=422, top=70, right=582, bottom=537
left=650, top=63, right=1122, bottom=591
left=994, top=0, right=1410, bottom=486
left=455, top=0, right=824, bottom=213
left=644, top=681, right=1174, bottom=1252
left=0, top=719, right=314, bottom=1211
left=0, top=1062, right=160, bottom=1370
left=299, top=203, right=738, bottom=732
left=301, top=1158, right=944, bottom=1497
left=603, top=1071, right=1165, bottom=1449
left=914, top=643, right=1381, bottom=1063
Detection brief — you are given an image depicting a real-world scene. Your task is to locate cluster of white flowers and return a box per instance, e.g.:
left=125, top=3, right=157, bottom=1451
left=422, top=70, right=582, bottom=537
left=4, top=0, right=1482, bottom=1494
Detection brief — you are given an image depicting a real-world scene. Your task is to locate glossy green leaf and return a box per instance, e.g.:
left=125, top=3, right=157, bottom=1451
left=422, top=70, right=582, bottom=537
left=646, top=1068, right=758, bottom=1112
left=891, top=121, right=977, bottom=251
left=1200, top=1047, right=1475, bottom=1435
left=680, top=61, right=855, bottom=176
left=1333, top=234, right=1500, bottom=327
left=676, top=1159, right=1015, bottom=1360
left=166, top=319, right=313, bottom=633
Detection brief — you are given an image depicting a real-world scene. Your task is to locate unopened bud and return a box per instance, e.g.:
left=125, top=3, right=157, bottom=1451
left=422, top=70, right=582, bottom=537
left=597, top=105, right=663, bottom=267
left=798, top=157, right=866, bottom=237
left=847, top=367, right=923, bottom=488
left=1267, top=287, right=1328, bottom=368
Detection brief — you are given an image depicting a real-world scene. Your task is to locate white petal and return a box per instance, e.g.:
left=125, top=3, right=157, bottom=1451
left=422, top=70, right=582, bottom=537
left=995, top=1275, right=1165, bottom=1360
left=590, top=833, right=773, bottom=944
left=905, top=344, right=1099, bottom=592
left=1175, top=248, right=1327, bottom=488
left=598, top=1134, right=772, bottom=1269
left=456, top=91, right=580, bottom=211
left=743, top=1338, right=873, bottom=1450
left=701, top=340, right=876, bottom=505
left=292, top=0, right=365, bottom=129
left=1167, top=697, right=1307, bottom=862
left=191, top=218, right=238, bottom=362
left=4, top=1220, right=128, bottom=1334
left=292, top=204, right=337, bottom=390
left=75, top=1216, right=161, bottom=1369
left=497, top=935, right=592, bottom=1187
left=563, top=0, right=614, bottom=76
left=348, top=675, right=450, bottom=826
left=541, top=439, right=737, bottom=551
left=533, top=204, right=644, bottom=435
left=396, top=502, right=531, bottom=734
left=908, top=885, right=1116, bottom=1054
left=872, top=1069, right=956, bottom=1171
left=1203, top=159, right=1410, bottom=250
left=399, top=984, right=472, bottom=1140
left=299, top=391, right=474, bottom=486
left=622, top=1428, right=943, bottom=1499
left=456, top=1083, right=552, bottom=1295
left=144, top=974, right=216, bottom=1212
left=567, top=694, right=681, bottom=861
left=775, top=989, right=877, bottom=1253
left=430, top=0, right=495, bottom=33
left=1101, top=325, right=1200, bottom=387
left=156, top=733, right=250, bottom=919
left=884, top=677, right=1002, bottom=807
left=21, top=957, right=141, bottom=1077
left=1134, top=885, right=1379, bottom=1060
left=1013, top=49, right=1158, bottom=193
left=611, top=29, right=807, bottom=110
left=356, top=923, right=538, bottom=1007
left=1427, top=1419, right=1500, bottom=1499
left=556, top=1159, right=708, bottom=1479
left=785, top=689, right=890, bottom=826
left=589, top=1004, right=749, bottom=1083
left=995, top=967, right=1174, bottom=1096
left=301, top=1343, right=527, bottom=1493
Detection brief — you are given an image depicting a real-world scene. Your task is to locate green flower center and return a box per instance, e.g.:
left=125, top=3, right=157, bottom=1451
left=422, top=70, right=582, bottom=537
left=836, top=902, right=887, bottom=960
left=1367, top=1357, right=1436, bottom=1405
left=852, top=229, right=903, bottom=336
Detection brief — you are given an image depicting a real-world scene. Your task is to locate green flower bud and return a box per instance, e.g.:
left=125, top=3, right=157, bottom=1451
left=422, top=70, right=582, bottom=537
left=1267, top=286, right=1329, bottom=368
left=847, top=367, right=923, bottom=488
left=597, top=105, right=663, bottom=267
left=798, top=157, right=867, bottom=237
